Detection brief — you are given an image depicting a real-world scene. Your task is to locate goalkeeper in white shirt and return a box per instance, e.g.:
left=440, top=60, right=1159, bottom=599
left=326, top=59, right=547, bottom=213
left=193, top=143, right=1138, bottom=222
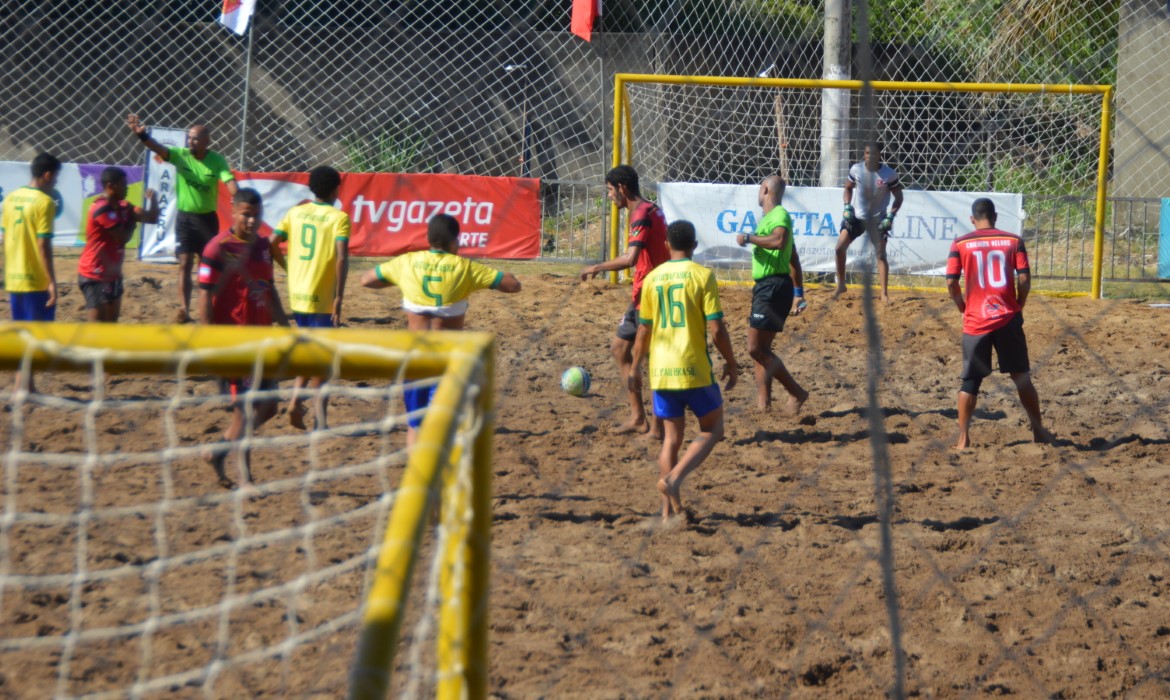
left=833, top=141, right=904, bottom=303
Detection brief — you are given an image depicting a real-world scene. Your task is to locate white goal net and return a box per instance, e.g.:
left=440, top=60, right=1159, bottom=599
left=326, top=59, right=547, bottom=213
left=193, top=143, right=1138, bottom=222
left=621, top=77, right=1109, bottom=288
left=0, top=324, right=492, bottom=698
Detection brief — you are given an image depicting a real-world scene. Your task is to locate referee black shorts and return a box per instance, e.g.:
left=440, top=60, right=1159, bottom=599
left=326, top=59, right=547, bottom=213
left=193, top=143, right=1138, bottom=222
left=960, top=313, right=1031, bottom=380
left=748, top=274, right=794, bottom=332
left=176, top=211, right=221, bottom=256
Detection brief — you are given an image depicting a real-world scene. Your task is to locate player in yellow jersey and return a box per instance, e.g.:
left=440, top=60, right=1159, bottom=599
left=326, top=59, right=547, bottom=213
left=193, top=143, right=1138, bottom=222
left=360, top=213, right=521, bottom=448
left=630, top=220, right=738, bottom=522
left=271, top=165, right=350, bottom=430
left=2, top=153, right=62, bottom=394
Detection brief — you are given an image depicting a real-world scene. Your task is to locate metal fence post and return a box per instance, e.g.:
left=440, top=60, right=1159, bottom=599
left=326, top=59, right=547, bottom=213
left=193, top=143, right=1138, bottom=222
left=237, top=21, right=254, bottom=171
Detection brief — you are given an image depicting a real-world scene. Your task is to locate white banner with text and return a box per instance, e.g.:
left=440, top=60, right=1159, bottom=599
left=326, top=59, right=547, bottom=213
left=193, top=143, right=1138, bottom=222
left=139, top=127, right=189, bottom=263
left=658, top=184, right=1024, bottom=275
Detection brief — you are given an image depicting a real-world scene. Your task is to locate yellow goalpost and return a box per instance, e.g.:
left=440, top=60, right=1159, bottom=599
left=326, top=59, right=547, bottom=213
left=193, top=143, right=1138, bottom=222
left=0, top=322, right=493, bottom=699
left=609, top=74, right=1113, bottom=299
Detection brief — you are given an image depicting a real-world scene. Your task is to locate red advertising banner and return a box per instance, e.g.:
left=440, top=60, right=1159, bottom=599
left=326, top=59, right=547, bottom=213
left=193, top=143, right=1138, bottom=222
left=217, top=171, right=541, bottom=259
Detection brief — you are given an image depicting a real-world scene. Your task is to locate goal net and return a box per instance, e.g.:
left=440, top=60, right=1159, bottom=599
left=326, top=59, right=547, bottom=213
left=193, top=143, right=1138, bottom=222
left=0, top=322, right=492, bottom=698
left=613, top=75, right=1111, bottom=294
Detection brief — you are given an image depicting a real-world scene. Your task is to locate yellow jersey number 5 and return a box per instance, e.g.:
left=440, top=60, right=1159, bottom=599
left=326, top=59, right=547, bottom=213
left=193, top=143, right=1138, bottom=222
left=422, top=275, right=443, bottom=306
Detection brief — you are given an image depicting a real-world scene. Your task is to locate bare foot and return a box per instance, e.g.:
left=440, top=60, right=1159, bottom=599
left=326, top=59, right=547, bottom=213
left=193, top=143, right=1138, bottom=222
left=785, top=389, right=809, bottom=417
left=614, top=420, right=650, bottom=436
left=289, top=402, right=308, bottom=430
left=1033, top=427, right=1056, bottom=444
left=657, top=477, right=683, bottom=517
left=953, top=433, right=970, bottom=450
left=831, top=286, right=847, bottom=300
left=174, top=307, right=191, bottom=324
left=659, top=494, right=673, bottom=521
left=880, top=292, right=891, bottom=304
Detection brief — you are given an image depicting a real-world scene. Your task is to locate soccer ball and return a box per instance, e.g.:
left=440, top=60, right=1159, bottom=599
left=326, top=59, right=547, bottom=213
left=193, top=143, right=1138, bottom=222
left=560, top=366, right=591, bottom=396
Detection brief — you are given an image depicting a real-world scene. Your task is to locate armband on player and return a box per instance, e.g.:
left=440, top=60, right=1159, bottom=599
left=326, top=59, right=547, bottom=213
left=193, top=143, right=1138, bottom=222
left=843, top=204, right=854, bottom=222
left=879, top=212, right=895, bottom=233
left=793, top=286, right=808, bottom=314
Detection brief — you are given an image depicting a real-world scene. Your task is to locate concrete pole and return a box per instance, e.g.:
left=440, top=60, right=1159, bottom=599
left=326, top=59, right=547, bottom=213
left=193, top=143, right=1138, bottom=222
left=820, top=0, right=852, bottom=187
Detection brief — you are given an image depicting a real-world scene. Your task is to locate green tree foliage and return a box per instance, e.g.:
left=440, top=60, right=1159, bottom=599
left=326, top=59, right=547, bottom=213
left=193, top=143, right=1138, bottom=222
left=866, top=0, right=1118, bottom=85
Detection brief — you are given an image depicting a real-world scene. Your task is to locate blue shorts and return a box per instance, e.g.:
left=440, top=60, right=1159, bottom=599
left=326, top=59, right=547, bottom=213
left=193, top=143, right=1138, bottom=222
left=9, top=292, right=56, bottom=322
left=652, top=383, right=722, bottom=420
left=294, top=312, right=334, bottom=328
left=404, top=385, right=439, bottom=428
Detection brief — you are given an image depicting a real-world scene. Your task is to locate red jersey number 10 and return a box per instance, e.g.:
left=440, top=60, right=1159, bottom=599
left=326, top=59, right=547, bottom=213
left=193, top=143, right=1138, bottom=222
left=972, top=249, right=1008, bottom=289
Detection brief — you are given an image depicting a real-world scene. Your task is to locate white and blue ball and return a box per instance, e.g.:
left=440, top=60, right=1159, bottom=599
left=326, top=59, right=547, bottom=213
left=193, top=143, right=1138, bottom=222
left=560, top=366, right=591, bottom=396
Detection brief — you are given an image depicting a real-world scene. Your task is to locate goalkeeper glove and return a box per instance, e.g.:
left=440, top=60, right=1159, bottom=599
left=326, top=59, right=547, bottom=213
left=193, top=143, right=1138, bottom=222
left=842, top=204, right=854, bottom=222
left=879, top=213, right=894, bottom=233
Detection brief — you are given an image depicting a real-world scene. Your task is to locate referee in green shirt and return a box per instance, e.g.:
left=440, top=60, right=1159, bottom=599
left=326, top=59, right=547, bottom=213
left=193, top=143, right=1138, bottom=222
left=127, top=114, right=239, bottom=323
left=735, top=174, right=809, bottom=414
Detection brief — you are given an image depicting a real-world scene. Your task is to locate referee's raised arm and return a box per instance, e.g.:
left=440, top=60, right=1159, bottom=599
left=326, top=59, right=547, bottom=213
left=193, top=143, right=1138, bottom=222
left=126, top=113, right=170, bottom=162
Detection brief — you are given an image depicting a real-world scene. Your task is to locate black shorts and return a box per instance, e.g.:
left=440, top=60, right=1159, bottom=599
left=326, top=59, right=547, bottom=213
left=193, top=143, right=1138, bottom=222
left=842, top=216, right=888, bottom=243
left=176, top=211, right=221, bottom=256
left=961, top=313, right=1030, bottom=380
left=615, top=303, right=639, bottom=342
left=749, top=275, right=794, bottom=332
left=78, top=275, right=124, bottom=309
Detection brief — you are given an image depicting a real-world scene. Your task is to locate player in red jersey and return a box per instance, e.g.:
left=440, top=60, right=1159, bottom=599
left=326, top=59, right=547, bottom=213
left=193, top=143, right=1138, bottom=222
left=78, top=168, right=158, bottom=322
left=945, top=197, right=1054, bottom=449
left=579, top=165, right=669, bottom=437
left=197, top=188, right=290, bottom=488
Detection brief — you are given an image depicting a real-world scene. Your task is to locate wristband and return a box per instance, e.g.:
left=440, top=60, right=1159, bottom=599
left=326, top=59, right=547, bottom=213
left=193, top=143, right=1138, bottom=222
left=794, top=286, right=804, bottom=297
left=136, top=131, right=149, bottom=142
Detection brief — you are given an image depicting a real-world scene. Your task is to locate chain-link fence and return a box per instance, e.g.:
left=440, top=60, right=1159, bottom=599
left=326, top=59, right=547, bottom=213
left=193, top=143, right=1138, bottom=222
left=2, top=2, right=1167, bottom=282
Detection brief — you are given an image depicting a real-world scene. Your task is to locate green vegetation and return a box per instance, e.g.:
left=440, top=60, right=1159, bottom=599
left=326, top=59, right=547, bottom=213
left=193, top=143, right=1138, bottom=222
left=955, top=151, right=1099, bottom=198
left=739, top=0, right=820, bottom=35
left=341, top=124, right=429, bottom=174
left=541, top=195, right=608, bottom=260
left=867, top=0, right=1118, bottom=85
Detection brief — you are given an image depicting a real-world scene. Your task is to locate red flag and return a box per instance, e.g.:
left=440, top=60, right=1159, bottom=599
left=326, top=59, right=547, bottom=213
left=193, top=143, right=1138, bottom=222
left=571, top=0, right=600, bottom=42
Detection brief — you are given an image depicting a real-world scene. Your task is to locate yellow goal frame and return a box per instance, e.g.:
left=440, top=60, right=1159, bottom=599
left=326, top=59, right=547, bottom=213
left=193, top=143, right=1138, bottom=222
left=609, top=74, right=1114, bottom=299
left=0, top=322, right=493, bottom=700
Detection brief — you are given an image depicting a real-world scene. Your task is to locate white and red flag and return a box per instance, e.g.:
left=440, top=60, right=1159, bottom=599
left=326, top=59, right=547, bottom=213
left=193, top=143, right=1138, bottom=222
left=571, top=0, right=602, bottom=42
left=218, top=0, right=257, bottom=36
